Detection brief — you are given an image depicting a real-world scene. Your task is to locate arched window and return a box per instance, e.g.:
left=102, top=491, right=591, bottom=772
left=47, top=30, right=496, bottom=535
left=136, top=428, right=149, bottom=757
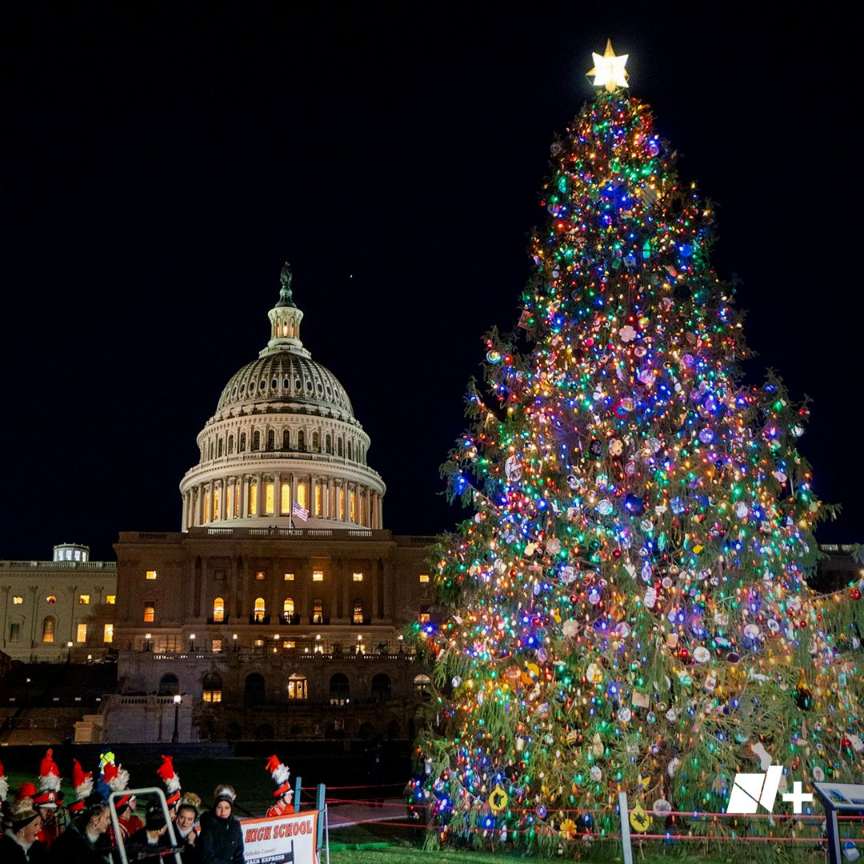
left=283, top=597, right=295, bottom=621
left=312, top=431, right=320, bottom=451
left=352, top=600, right=364, bottom=625
left=371, top=673, right=391, bottom=703
left=228, top=434, right=234, bottom=455
left=287, top=674, right=308, bottom=701
left=244, top=673, right=266, bottom=706
left=347, top=440, right=353, bottom=461
left=298, top=430, right=306, bottom=451
left=282, top=429, right=290, bottom=450
left=414, top=674, right=432, bottom=701
left=253, top=597, right=266, bottom=623
left=329, top=673, right=350, bottom=705
left=337, top=437, right=343, bottom=457
left=266, top=429, right=274, bottom=451
left=212, top=597, right=225, bottom=623
left=218, top=438, right=224, bottom=457
left=239, top=432, right=247, bottom=452
left=202, top=672, right=222, bottom=703
left=158, top=673, right=179, bottom=696
left=252, top=430, right=261, bottom=451
left=325, top=434, right=332, bottom=454
left=41, top=616, right=56, bottom=643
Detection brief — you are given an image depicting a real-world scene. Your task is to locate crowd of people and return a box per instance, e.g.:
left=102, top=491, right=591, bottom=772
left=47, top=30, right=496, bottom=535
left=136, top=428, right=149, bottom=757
left=0, top=749, right=296, bottom=863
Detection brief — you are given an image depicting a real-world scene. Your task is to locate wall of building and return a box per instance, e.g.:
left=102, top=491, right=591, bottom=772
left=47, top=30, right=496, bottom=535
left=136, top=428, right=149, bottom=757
left=0, top=559, right=117, bottom=661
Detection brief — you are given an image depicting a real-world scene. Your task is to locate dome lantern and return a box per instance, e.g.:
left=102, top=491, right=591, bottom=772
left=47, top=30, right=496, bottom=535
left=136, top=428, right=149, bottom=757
left=263, top=262, right=310, bottom=358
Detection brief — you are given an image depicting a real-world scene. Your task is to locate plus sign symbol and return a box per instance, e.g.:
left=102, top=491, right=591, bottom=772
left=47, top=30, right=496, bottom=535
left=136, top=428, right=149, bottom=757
left=782, top=780, right=814, bottom=814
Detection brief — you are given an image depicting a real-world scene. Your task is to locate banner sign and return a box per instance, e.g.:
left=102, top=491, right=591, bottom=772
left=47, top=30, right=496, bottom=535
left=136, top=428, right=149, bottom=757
left=240, top=811, right=319, bottom=864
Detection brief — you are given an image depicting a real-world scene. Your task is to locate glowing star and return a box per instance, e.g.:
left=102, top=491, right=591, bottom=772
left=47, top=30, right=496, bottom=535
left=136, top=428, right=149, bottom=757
left=587, top=39, right=629, bottom=92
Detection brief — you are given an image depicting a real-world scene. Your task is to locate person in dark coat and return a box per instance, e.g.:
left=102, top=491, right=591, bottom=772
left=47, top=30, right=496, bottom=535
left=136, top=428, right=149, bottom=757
left=126, top=804, right=172, bottom=861
left=197, top=785, right=244, bottom=864
left=49, top=796, right=112, bottom=863
left=0, top=806, right=48, bottom=863
left=173, top=801, right=200, bottom=862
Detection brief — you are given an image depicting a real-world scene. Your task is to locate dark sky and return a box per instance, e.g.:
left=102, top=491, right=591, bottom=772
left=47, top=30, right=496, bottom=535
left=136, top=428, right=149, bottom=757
left=1, top=4, right=859, bottom=561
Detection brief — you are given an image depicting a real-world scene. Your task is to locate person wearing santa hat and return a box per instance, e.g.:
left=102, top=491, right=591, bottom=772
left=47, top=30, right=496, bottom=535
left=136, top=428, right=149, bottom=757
left=68, top=761, right=93, bottom=817
left=263, top=754, right=293, bottom=818
left=14, top=782, right=37, bottom=811
left=156, top=754, right=182, bottom=814
left=0, top=760, right=10, bottom=824
left=99, top=752, right=143, bottom=842
left=0, top=802, right=47, bottom=863
left=33, top=749, right=62, bottom=848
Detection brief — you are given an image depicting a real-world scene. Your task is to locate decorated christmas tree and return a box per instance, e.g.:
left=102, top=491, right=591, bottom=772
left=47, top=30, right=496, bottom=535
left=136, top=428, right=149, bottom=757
left=412, top=42, right=864, bottom=852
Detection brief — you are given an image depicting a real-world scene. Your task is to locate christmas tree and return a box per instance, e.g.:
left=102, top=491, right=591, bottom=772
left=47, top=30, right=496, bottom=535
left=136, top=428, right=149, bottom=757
left=412, top=42, right=864, bottom=852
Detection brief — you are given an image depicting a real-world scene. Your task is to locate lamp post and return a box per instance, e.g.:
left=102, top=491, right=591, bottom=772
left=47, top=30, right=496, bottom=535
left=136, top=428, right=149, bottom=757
left=144, top=633, right=152, bottom=652
left=66, top=641, right=73, bottom=663
left=189, top=633, right=196, bottom=653
left=232, top=633, right=239, bottom=652
left=172, top=693, right=182, bottom=743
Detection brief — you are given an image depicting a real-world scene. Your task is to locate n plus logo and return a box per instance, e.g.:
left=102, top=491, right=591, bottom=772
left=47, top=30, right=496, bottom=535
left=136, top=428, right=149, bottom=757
left=726, top=765, right=813, bottom=815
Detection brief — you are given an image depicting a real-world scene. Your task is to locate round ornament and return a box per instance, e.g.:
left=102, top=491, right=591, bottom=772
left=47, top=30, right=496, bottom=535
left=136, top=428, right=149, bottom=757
left=629, top=804, right=651, bottom=833
left=489, top=785, right=508, bottom=813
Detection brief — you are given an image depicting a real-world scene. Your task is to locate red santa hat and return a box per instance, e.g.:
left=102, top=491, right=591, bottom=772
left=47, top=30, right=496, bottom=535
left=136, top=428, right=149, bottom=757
left=69, top=759, right=94, bottom=813
left=100, top=752, right=130, bottom=793
left=265, top=754, right=292, bottom=801
left=38, top=748, right=62, bottom=793
left=0, top=760, right=8, bottom=803
left=16, top=781, right=37, bottom=803
left=157, top=754, right=182, bottom=806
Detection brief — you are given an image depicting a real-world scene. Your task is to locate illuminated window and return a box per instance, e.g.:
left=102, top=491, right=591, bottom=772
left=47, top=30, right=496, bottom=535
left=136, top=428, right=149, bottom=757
left=213, top=597, right=225, bottom=623
left=76, top=623, right=88, bottom=643
left=353, top=572, right=363, bottom=582
left=255, top=570, right=266, bottom=581
left=419, top=573, right=430, bottom=583
left=280, top=482, right=291, bottom=515
left=103, top=623, right=114, bottom=644
left=254, top=638, right=264, bottom=648
left=144, top=602, right=156, bottom=623
left=79, top=594, right=91, bottom=605
left=211, top=639, right=223, bottom=653
left=312, top=599, right=324, bottom=624
left=12, top=595, right=23, bottom=605
left=314, top=483, right=323, bottom=516
left=264, top=481, right=275, bottom=515
left=226, top=483, right=235, bottom=518
left=212, top=484, right=221, bottom=520
left=283, top=597, right=295, bottom=617
left=203, top=488, right=211, bottom=523
left=46, top=594, right=57, bottom=605
left=203, top=673, right=222, bottom=703
left=146, top=570, right=158, bottom=580
left=283, top=572, right=294, bottom=582
left=312, top=570, right=324, bottom=582
left=42, top=616, right=56, bottom=643
left=296, top=482, right=308, bottom=510
left=349, top=489, right=356, bottom=521
left=253, top=597, right=266, bottom=623
left=338, top=487, right=345, bottom=520
left=352, top=600, right=364, bottom=625
left=282, top=640, right=295, bottom=649
left=287, top=674, right=308, bottom=701
left=248, top=480, right=258, bottom=515
left=106, top=594, right=116, bottom=605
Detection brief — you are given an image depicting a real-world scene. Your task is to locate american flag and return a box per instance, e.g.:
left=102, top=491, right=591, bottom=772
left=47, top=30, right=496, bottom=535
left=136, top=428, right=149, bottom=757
left=292, top=503, right=309, bottom=522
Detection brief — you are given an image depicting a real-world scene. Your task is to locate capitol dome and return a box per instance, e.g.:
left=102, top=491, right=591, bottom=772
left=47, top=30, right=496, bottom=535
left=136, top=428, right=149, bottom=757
left=179, top=263, right=385, bottom=531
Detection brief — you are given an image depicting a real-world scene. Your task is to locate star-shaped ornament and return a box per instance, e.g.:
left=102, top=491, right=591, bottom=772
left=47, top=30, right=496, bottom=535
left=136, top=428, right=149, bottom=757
left=587, top=39, right=629, bottom=92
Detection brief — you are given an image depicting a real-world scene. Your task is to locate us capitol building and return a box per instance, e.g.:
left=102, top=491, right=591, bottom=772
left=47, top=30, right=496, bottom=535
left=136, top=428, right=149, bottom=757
left=2, top=265, right=435, bottom=743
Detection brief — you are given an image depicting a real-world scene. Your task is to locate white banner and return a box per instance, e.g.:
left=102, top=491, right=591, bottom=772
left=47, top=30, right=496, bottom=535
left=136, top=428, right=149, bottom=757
left=240, top=810, right=318, bottom=864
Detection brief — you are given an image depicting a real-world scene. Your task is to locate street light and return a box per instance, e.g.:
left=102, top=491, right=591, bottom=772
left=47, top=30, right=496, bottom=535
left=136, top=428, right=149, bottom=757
left=232, top=633, right=238, bottom=652
left=189, top=633, right=196, bottom=653
left=66, top=641, right=73, bottom=663
left=144, top=633, right=152, bottom=652
left=172, top=693, right=182, bottom=743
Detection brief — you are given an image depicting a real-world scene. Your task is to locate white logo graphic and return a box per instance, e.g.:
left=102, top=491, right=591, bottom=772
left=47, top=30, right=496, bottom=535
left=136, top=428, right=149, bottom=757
left=726, top=765, right=813, bottom=814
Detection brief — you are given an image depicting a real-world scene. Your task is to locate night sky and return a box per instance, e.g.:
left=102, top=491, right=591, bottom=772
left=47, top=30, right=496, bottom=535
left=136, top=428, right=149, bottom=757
left=1, top=5, right=859, bottom=561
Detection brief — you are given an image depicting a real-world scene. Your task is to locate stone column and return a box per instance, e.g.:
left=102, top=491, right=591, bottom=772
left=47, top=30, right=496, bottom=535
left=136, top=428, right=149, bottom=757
left=289, top=473, right=296, bottom=520
left=327, top=478, right=335, bottom=520
left=241, top=477, right=248, bottom=518
left=181, top=492, right=189, bottom=531
left=256, top=473, right=264, bottom=517
left=218, top=479, right=227, bottom=521
left=273, top=473, right=281, bottom=518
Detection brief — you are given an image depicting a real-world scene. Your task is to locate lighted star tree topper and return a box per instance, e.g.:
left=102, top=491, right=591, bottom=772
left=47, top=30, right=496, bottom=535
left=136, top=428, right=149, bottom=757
left=409, top=41, right=864, bottom=854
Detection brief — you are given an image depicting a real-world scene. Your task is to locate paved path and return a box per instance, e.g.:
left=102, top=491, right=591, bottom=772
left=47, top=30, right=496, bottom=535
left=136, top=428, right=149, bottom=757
left=327, top=798, right=405, bottom=829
